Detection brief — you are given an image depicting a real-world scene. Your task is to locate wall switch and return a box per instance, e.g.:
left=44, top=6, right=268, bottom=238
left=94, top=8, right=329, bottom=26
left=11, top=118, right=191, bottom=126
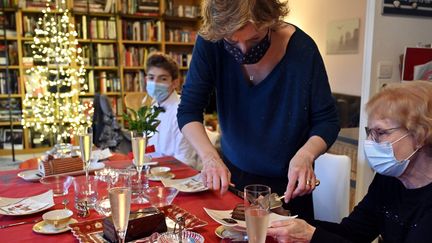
left=377, top=61, right=393, bottom=79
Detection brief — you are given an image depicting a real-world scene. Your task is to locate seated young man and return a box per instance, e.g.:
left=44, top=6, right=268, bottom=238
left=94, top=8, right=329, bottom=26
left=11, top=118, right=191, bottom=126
left=145, top=52, right=200, bottom=169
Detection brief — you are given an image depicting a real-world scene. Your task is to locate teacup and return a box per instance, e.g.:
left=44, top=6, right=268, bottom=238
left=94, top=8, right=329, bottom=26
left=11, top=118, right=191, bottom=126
left=42, top=209, right=73, bottom=229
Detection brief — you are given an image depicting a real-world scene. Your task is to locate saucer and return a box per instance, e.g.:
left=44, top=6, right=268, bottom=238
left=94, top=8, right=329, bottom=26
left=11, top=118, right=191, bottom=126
left=147, top=172, right=175, bottom=181
left=32, top=218, right=78, bottom=234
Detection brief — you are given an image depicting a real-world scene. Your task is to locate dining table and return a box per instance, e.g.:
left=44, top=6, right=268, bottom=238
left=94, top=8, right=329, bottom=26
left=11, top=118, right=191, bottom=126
left=0, top=156, right=245, bottom=243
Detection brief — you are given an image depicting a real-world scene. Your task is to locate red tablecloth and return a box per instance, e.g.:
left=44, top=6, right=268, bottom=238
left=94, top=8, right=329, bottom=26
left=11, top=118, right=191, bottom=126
left=0, top=156, right=242, bottom=242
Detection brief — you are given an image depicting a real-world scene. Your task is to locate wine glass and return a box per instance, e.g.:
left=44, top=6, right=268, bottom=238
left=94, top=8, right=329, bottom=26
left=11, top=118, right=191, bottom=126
left=131, top=131, right=148, bottom=203
left=244, top=184, right=271, bottom=243
left=109, top=187, right=131, bottom=243
left=79, top=127, right=93, bottom=181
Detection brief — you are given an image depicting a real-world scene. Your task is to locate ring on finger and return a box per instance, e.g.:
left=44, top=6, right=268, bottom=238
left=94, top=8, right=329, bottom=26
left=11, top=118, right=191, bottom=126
left=306, top=179, right=312, bottom=185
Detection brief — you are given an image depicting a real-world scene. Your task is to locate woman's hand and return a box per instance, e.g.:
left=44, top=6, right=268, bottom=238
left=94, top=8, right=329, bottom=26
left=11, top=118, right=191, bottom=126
left=201, top=153, right=231, bottom=194
left=267, top=219, right=316, bottom=243
left=284, top=149, right=317, bottom=202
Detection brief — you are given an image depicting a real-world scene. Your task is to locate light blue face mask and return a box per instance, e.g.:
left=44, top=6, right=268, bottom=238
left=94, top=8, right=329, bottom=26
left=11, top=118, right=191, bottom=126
left=146, top=81, right=170, bottom=103
left=364, top=134, right=419, bottom=177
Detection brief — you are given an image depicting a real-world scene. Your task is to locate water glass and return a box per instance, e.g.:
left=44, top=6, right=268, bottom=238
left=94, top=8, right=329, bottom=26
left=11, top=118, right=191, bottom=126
left=244, top=184, right=271, bottom=243
left=73, top=175, right=98, bottom=212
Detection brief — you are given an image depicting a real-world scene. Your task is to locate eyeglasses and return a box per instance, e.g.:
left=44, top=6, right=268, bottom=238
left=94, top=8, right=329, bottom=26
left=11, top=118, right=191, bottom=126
left=365, top=127, right=401, bottom=143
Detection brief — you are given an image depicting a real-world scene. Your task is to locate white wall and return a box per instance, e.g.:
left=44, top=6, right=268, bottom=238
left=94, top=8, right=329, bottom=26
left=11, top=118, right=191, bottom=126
left=286, top=0, right=366, bottom=96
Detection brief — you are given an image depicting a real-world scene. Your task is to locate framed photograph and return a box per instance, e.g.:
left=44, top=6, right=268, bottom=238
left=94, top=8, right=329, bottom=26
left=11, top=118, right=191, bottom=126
left=382, top=0, right=432, bottom=18
left=3, top=129, right=23, bottom=150
left=326, top=18, right=360, bottom=55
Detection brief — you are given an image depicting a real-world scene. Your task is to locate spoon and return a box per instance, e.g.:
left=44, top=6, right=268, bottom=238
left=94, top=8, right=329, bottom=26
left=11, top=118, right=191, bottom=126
left=62, top=199, right=69, bottom=209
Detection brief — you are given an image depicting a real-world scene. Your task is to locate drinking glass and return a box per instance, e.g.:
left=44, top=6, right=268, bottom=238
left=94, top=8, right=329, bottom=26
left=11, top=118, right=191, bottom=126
left=244, top=184, right=271, bottom=243
left=78, top=127, right=93, bottom=181
left=109, top=187, right=131, bottom=243
left=131, top=131, right=148, bottom=203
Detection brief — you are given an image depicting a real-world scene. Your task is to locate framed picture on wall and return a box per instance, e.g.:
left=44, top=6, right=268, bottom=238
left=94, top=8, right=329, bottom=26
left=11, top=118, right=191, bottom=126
left=326, top=18, right=360, bottom=55
left=382, top=0, right=432, bottom=18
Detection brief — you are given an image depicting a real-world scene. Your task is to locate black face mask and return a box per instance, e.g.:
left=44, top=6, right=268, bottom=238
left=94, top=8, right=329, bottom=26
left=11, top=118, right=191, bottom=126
left=223, top=29, right=271, bottom=65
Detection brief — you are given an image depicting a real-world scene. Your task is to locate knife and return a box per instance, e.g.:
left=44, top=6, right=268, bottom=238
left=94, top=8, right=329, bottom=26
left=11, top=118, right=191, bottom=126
left=0, top=218, right=42, bottom=229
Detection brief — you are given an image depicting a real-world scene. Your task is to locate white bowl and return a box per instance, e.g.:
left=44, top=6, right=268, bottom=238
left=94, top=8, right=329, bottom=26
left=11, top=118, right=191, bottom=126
left=150, top=166, right=171, bottom=175
left=42, top=209, right=73, bottom=229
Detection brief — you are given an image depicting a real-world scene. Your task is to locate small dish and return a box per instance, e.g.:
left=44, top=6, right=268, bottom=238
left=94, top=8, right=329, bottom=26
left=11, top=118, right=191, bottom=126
left=161, top=173, right=208, bottom=193
left=150, top=166, right=171, bottom=175
left=215, top=225, right=248, bottom=240
left=17, top=170, right=42, bottom=182
left=33, top=218, right=78, bottom=234
left=147, top=172, right=175, bottom=181
left=42, top=209, right=73, bottom=229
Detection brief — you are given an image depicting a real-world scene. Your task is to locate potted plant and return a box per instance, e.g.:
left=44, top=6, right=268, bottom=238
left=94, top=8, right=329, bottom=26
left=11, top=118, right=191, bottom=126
left=122, top=106, right=164, bottom=138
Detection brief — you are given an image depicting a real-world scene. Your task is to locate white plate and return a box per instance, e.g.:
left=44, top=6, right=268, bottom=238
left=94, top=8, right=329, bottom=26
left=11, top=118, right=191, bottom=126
left=17, top=162, right=105, bottom=182
left=204, top=208, right=297, bottom=229
left=0, top=190, right=55, bottom=216
left=161, top=173, right=208, bottom=193
left=147, top=172, right=175, bottom=181
left=33, top=218, right=78, bottom=234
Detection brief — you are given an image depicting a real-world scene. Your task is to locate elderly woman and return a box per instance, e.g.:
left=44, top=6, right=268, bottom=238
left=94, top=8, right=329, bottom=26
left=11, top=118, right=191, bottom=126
left=267, top=80, right=432, bottom=243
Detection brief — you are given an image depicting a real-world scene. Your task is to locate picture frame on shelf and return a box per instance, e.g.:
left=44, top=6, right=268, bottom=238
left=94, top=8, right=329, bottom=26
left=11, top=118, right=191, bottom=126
left=382, top=0, right=432, bottom=18
left=3, top=129, right=23, bottom=150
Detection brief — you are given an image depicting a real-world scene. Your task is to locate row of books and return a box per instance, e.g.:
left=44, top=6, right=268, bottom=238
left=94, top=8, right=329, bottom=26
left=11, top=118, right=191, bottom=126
left=0, top=71, right=20, bottom=94
left=74, top=0, right=116, bottom=13
left=0, top=13, right=17, bottom=37
left=119, top=0, right=160, bottom=16
left=75, top=16, right=117, bottom=40
left=0, top=0, right=18, bottom=8
left=124, top=70, right=145, bottom=92
left=168, top=52, right=192, bottom=68
left=121, top=20, right=161, bottom=41
left=0, top=43, right=18, bottom=65
left=123, top=46, right=157, bottom=67
left=165, top=28, right=197, bottom=43
left=96, top=43, right=116, bottom=66
left=0, top=98, right=21, bottom=122
left=19, top=0, right=65, bottom=10
left=83, top=70, right=121, bottom=94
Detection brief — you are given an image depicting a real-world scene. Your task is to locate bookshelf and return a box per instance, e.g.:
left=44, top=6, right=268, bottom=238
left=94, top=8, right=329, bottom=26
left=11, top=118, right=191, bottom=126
left=0, top=0, right=200, bottom=155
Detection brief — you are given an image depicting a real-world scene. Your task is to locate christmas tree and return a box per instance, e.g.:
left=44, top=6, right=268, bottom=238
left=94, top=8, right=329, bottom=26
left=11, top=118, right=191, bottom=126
left=22, top=0, right=92, bottom=144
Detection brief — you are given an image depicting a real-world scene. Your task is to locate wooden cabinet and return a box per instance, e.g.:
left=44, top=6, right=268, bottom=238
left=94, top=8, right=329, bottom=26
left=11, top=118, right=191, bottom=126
left=0, top=0, right=201, bottom=155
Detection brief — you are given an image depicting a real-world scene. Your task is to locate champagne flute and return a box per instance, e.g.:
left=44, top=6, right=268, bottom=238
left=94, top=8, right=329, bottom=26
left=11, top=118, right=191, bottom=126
left=109, top=187, right=131, bottom=243
left=79, top=127, right=93, bottom=181
left=244, top=184, right=271, bottom=243
left=131, top=131, right=147, bottom=203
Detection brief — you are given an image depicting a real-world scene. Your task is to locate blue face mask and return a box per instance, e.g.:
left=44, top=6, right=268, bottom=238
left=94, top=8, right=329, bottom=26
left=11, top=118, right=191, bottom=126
left=363, top=134, right=419, bottom=177
left=146, top=81, right=170, bottom=103
left=223, top=28, right=271, bottom=64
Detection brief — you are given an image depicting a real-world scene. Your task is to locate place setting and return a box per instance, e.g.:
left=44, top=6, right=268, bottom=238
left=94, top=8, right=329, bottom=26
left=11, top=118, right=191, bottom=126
left=205, top=184, right=297, bottom=241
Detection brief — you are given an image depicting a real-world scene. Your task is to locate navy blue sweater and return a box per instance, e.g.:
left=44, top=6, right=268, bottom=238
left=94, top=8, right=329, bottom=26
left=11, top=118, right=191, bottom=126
left=177, top=26, right=339, bottom=177
left=312, top=174, right=432, bottom=243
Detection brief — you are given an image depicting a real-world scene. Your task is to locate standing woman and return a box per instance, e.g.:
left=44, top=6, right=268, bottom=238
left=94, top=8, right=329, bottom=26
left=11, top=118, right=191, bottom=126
left=177, top=0, right=339, bottom=221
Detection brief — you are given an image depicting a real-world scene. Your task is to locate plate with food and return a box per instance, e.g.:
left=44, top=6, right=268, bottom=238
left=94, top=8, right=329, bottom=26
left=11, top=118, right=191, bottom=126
left=161, top=173, right=208, bottom=193
left=204, top=205, right=296, bottom=229
left=18, top=162, right=105, bottom=182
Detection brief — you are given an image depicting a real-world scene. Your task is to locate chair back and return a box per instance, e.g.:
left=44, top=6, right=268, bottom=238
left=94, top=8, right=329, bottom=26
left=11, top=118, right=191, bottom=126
left=124, top=92, right=152, bottom=112
left=313, top=153, right=351, bottom=223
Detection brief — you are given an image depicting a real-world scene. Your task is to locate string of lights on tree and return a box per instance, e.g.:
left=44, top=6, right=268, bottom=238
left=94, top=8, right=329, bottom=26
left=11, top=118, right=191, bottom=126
left=22, top=0, right=93, bottom=143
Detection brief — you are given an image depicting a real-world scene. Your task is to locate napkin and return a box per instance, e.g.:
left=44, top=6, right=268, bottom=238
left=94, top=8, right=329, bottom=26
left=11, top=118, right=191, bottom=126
left=38, top=157, right=83, bottom=177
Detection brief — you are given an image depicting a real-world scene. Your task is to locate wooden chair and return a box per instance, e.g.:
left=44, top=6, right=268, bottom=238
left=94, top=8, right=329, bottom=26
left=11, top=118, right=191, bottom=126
left=124, top=92, right=153, bottom=112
